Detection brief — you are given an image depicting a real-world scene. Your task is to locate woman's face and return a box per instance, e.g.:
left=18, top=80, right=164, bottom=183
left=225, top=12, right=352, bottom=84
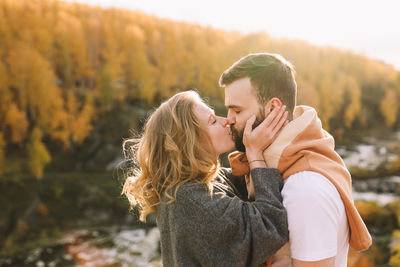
left=193, top=101, right=235, bottom=155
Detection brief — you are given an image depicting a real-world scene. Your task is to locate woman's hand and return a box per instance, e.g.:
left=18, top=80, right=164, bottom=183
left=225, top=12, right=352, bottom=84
left=243, top=106, right=288, bottom=166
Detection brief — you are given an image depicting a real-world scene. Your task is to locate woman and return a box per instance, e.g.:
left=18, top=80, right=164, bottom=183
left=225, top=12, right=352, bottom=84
left=122, top=91, right=289, bottom=267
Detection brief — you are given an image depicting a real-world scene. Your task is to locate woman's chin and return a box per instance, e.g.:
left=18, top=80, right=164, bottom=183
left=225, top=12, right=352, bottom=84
left=217, top=143, right=236, bottom=155
left=228, top=143, right=236, bottom=152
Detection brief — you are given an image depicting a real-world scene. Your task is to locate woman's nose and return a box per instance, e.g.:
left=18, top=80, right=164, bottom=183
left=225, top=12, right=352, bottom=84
left=226, top=116, right=235, bottom=127
left=217, top=117, right=230, bottom=127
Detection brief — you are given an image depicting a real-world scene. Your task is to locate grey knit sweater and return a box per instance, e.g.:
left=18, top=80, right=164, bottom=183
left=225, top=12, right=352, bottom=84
left=156, top=168, right=289, bottom=267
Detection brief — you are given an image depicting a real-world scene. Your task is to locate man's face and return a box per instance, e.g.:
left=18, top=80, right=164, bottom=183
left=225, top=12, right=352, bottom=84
left=224, top=77, right=264, bottom=152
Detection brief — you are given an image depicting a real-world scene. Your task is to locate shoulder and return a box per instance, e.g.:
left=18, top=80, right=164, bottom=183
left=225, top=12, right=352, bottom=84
left=159, top=182, right=243, bottom=229
left=282, top=171, right=345, bottom=218
left=283, top=171, right=335, bottom=190
left=158, top=183, right=215, bottom=223
left=173, top=182, right=209, bottom=204
left=283, top=171, right=341, bottom=201
left=167, top=182, right=229, bottom=213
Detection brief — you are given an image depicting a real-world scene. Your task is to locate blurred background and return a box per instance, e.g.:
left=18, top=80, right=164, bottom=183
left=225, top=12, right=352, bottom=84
left=0, top=0, right=399, bottom=266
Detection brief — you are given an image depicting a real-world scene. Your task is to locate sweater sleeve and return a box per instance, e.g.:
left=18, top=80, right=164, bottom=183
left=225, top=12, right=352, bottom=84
left=218, top=167, right=248, bottom=200
left=170, top=168, right=288, bottom=267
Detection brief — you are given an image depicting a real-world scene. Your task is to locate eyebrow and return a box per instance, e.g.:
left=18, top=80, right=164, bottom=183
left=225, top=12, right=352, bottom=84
left=226, top=104, right=243, bottom=109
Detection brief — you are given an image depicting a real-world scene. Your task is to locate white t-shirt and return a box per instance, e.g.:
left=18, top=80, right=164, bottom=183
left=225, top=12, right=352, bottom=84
left=280, top=171, right=349, bottom=266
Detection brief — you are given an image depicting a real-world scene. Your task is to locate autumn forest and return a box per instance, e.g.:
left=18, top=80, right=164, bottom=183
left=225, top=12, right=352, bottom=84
left=1, top=0, right=400, bottom=179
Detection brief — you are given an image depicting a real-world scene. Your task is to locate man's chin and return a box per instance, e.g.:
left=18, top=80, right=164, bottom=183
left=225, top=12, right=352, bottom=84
left=234, top=138, right=246, bottom=152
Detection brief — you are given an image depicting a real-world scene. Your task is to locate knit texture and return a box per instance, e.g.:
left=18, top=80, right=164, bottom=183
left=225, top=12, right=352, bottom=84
left=156, top=168, right=289, bottom=267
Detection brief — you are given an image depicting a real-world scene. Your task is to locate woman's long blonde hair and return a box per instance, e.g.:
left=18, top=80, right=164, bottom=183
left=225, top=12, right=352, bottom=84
left=122, top=91, right=219, bottom=221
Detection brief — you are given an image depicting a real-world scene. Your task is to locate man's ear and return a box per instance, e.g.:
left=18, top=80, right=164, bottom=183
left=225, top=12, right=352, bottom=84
left=264, top=98, right=283, bottom=116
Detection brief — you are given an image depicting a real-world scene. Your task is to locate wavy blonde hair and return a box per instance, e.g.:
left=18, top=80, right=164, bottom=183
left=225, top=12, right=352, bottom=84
left=122, top=91, right=220, bottom=221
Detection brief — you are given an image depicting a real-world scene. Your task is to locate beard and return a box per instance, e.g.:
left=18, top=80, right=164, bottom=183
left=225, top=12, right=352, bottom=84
left=230, top=109, right=265, bottom=152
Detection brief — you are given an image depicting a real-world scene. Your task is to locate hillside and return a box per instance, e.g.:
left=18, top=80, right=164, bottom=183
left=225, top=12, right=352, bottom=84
left=0, top=0, right=400, bottom=177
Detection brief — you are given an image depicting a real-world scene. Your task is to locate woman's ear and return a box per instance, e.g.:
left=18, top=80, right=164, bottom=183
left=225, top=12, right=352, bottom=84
left=264, top=98, right=283, bottom=115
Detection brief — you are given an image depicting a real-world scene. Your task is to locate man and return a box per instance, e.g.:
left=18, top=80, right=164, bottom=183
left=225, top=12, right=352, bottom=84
left=220, top=53, right=371, bottom=267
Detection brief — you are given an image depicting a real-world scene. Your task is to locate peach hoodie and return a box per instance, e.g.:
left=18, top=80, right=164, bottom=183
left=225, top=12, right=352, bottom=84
left=229, top=105, right=372, bottom=262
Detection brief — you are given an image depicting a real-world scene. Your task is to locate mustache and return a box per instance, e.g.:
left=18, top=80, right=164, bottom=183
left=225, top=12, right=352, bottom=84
left=230, top=125, right=246, bottom=152
left=229, top=115, right=264, bottom=152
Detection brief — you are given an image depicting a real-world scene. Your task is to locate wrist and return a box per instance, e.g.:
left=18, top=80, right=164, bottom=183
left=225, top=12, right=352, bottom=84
left=246, top=151, right=264, bottom=162
left=249, top=159, right=267, bottom=169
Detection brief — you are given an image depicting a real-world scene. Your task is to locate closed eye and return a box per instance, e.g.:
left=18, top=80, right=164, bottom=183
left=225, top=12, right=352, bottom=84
left=209, top=114, right=217, bottom=125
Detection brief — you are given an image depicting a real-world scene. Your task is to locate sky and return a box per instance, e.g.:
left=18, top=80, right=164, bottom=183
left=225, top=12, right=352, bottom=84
left=64, top=0, right=400, bottom=70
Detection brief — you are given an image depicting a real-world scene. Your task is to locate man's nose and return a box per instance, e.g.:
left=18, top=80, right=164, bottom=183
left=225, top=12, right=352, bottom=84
left=225, top=112, right=235, bottom=126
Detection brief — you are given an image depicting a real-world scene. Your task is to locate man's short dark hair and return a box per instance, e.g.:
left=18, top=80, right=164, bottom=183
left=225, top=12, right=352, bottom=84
left=219, top=53, right=297, bottom=115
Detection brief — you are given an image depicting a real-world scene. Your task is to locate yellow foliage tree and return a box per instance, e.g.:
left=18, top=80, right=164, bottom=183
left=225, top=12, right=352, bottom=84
left=54, top=10, right=90, bottom=86
left=27, top=127, right=51, bottom=178
left=296, top=77, right=320, bottom=110
left=98, top=65, right=115, bottom=110
left=72, top=94, right=94, bottom=144
left=65, top=91, right=94, bottom=145
left=15, top=0, right=54, bottom=59
left=7, top=42, right=68, bottom=146
left=5, top=103, right=29, bottom=144
left=343, top=76, right=361, bottom=128
left=0, top=61, right=11, bottom=127
left=122, top=24, right=156, bottom=103
left=317, top=74, right=344, bottom=130
left=380, top=87, right=398, bottom=127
